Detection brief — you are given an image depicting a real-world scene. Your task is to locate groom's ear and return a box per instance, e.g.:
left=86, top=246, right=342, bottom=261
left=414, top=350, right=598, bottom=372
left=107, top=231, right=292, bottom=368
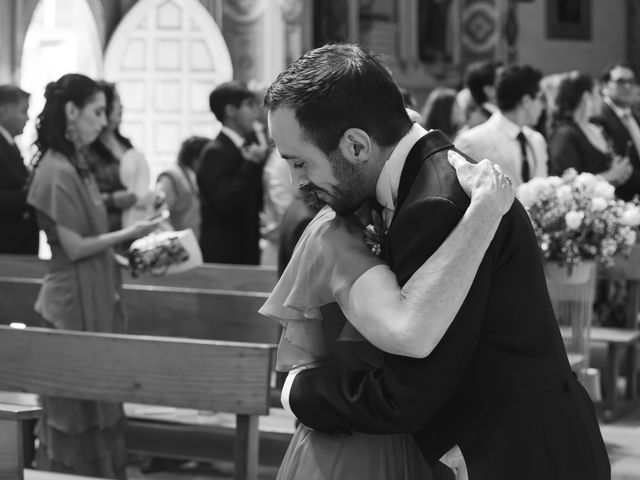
left=339, top=128, right=372, bottom=165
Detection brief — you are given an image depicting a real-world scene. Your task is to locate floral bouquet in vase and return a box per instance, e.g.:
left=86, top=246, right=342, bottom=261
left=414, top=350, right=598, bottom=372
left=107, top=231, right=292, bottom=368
left=516, top=169, right=640, bottom=273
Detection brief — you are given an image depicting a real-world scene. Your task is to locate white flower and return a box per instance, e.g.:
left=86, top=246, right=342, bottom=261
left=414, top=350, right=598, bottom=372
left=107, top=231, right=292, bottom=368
left=527, top=177, right=554, bottom=197
left=625, top=229, right=637, bottom=246
left=565, top=210, right=585, bottom=230
left=575, top=172, right=598, bottom=190
left=516, top=183, right=537, bottom=206
left=622, top=206, right=640, bottom=227
left=546, top=176, right=564, bottom=188
left=556, top=185, right=573, bottom=203
left=591, top=197, right=608, bottom=212
left=593, top=180, right=616, bottom=199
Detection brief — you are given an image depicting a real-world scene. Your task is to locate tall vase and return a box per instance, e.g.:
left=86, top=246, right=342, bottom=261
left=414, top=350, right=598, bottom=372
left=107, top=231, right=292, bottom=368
left=544, top=260, right=598, bottom=398
left=544, top=261, right=594, bottom=285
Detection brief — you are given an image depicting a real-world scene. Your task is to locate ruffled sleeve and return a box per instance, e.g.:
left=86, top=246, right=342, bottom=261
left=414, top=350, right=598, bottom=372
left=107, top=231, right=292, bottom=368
left=259, top=206, right=383, bottom=370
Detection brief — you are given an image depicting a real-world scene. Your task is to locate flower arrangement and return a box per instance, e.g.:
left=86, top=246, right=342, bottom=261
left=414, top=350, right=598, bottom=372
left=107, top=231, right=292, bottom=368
left=516, top=169, right=640, bottom=270
left=363, top=209, right=388, bottom=257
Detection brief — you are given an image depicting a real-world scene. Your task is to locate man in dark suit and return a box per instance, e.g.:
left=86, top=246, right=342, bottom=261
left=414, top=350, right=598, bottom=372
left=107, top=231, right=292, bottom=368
left=0, top=85, right=38, bottom=254
left=591, top=62, right=640, bottom=201
left=264, top=44, right=609, bottom=479
left=197, top=81, right=267, bottom=264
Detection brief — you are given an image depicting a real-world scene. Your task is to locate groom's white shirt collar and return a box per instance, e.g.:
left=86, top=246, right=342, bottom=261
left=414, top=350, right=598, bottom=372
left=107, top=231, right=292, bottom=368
left=375, top=123, right=428, bottom=223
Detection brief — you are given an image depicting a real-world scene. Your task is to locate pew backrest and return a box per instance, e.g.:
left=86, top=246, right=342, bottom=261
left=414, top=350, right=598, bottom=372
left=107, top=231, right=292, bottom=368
left=0, top=255, right=280, bottom=343
left=0, top=255, right=278, bottom=292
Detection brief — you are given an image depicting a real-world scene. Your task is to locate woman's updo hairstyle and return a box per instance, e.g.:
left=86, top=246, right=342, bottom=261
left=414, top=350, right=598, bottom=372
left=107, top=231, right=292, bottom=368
left=34, top=73, right=101, bottom=169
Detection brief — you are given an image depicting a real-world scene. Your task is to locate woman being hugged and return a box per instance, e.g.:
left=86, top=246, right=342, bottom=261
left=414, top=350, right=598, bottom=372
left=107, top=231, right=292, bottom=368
left=260, top=152, right=515, bottom=480
left=27, top=73, right=161, bottom=478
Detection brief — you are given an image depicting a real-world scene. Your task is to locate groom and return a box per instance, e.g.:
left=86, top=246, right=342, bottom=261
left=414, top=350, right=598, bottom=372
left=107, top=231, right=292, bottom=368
left=264, top=44, right=609, bottom=479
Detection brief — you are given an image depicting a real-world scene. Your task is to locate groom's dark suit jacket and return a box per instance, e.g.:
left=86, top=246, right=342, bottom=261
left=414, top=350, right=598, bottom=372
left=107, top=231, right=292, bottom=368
left=288, top=130, right=610, bottom=479
left=0, top=133, right=38, bottom=254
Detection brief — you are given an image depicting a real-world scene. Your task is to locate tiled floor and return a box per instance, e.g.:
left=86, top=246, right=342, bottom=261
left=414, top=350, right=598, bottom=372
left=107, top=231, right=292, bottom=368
left=123, top=408, right=640, bottom=480
left=601, top=406, right=640, bottom=480
left=126, top=458, right=279, bottom=480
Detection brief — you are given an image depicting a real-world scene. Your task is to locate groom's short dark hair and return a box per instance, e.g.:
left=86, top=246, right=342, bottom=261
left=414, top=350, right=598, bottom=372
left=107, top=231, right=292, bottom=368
left=264, top=43, right=412, bottom=155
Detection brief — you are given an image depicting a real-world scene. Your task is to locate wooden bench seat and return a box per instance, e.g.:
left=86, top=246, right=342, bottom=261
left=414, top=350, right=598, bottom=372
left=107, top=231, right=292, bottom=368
left=0, top=325, right=277, bottom=480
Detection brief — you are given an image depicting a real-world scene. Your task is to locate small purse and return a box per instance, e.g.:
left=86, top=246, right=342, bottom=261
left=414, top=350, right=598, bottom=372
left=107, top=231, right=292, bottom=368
left=125, top=228, right=203, bottom=277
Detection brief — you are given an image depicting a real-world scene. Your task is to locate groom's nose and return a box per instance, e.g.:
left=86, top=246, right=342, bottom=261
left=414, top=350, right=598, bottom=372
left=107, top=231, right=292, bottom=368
left=290, top=170, right=308, bottom=189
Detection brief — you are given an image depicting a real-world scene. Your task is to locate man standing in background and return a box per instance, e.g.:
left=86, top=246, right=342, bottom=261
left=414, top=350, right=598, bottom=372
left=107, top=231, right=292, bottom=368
left=456, top=64, right=548, bottom=187
left=0, top=85, right=39, bottom=254
left=197, top=81, right=268, bottom=264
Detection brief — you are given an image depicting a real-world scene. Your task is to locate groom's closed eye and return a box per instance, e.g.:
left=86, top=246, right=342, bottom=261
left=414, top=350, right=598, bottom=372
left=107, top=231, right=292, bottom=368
left=299, top=182, right=322, bottom=193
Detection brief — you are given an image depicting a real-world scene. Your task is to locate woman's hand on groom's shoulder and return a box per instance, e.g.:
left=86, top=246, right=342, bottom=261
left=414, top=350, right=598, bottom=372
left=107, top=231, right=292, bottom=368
left=448, top=151, right=515, bottom=216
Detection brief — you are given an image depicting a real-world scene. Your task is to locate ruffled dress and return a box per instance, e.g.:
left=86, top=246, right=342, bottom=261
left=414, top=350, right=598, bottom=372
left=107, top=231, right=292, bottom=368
left=27, top=151, right=127, bottom=479
left=259, top=207, right=432, bottom=480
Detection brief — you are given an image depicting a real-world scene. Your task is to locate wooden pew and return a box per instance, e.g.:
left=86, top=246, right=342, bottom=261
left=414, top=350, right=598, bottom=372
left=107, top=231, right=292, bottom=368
left=0, top=255, right=279, bottom=342
left=0, top=255, right=278, bottom=293
left=0, top=325, right=276, bottom=480
left=0, top=255, right=292, bottom=471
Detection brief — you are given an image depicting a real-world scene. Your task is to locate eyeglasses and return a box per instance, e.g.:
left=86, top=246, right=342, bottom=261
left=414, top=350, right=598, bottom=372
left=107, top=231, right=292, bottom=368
left=610, top=78, right=637, bottom=87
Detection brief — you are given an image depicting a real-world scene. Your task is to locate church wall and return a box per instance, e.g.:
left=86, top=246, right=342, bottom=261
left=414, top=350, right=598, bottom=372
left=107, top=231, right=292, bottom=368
left=516, top=0, right=626, bottom=77
left=0, top=0, right=635, bottom=94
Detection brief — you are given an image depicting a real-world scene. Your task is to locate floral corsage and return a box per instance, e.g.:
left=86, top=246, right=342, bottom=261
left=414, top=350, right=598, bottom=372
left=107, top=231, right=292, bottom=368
left=363, top=209, right=388, bottom=257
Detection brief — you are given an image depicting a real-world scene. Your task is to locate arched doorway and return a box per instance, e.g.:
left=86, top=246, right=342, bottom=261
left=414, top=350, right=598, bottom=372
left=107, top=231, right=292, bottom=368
left=104, top=0, right=233, bottom=181
left=19, top=0, right=103, bottom=159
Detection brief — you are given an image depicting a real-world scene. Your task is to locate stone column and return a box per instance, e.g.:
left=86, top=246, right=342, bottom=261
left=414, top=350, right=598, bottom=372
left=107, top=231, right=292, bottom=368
left=222, top=0, right=269, bottom=82
left=278, top=0, right=304, bottom=65
left=0, top=0, right=39, bottom=84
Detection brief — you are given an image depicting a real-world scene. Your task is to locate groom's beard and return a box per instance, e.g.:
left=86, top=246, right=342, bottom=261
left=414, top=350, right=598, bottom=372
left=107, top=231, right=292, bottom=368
left=298, top=150, right=368, bottom=215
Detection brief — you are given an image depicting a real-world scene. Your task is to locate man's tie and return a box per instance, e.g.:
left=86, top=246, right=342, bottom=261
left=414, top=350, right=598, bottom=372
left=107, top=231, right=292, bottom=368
left=516, top=130, right=530, bottom=183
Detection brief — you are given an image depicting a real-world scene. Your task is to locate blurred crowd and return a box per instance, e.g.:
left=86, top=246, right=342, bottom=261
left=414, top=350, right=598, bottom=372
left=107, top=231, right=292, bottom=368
left=413, top=60, right=640, bottom=200
left=3, top=61, right=640, bottom=273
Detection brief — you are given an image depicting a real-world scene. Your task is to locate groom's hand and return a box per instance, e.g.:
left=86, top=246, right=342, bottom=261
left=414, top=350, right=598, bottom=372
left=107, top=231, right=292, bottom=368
left=448, top=150, right=515, bottom=216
